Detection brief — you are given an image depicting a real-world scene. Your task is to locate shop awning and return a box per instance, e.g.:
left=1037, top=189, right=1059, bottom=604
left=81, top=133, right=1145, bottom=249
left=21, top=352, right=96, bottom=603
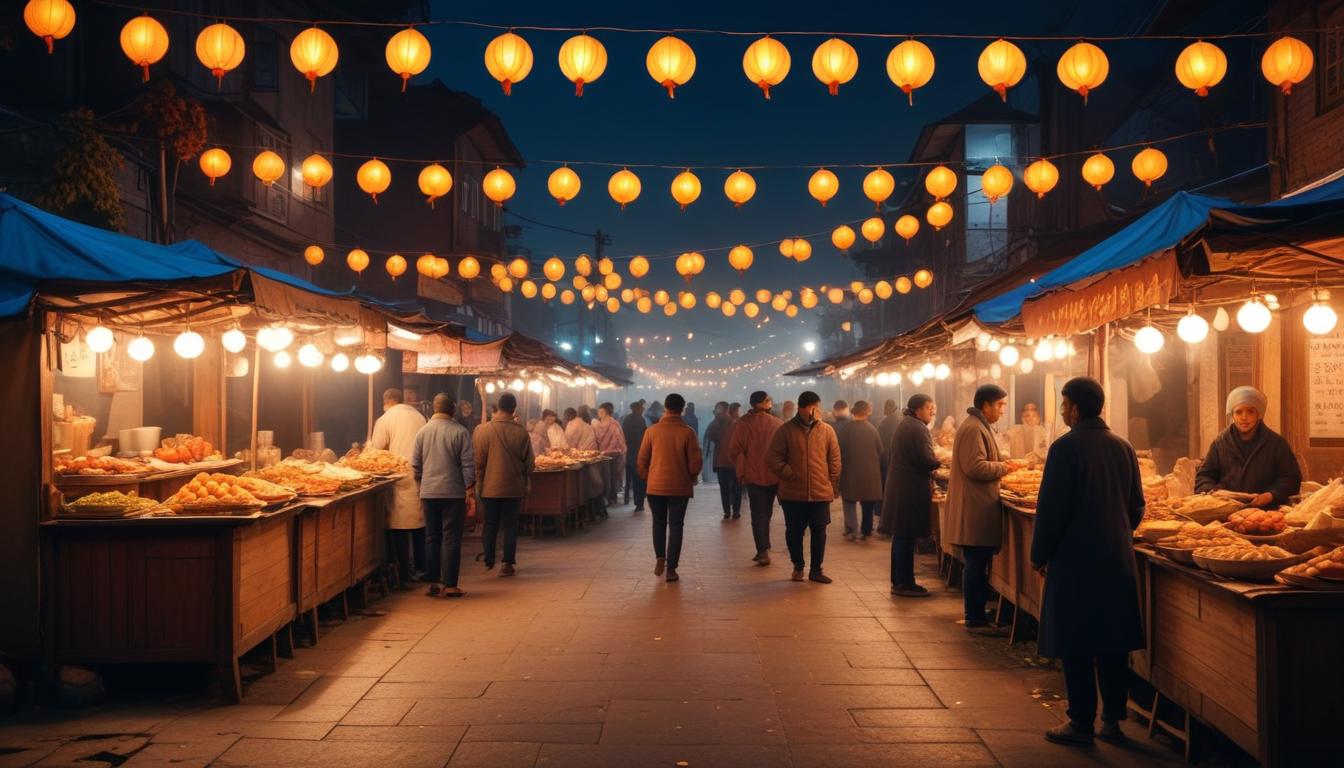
left=974, top=192, right=1233, bottom=324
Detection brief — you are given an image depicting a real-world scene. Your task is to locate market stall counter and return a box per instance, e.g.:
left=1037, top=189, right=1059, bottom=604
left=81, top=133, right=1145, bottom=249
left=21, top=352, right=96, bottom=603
left=40, top=478, right=396, bottom=703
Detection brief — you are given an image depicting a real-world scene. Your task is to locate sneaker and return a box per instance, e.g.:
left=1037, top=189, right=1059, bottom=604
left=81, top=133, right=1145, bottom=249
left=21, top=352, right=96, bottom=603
left=891, top=584, right=931, bottom=598
left=666, top=568, right=679, bottom=583
left=654, top=557, right=666, bottom=576
left=442, top=587, right=464, bottom=598
left=791, top=567, right=805, bottom=581
left=500, top=563, right=516, bottom=577
left=808, top=570, right=833, bottom=584
left=757, top=552, right=771, bottom=566
left=1044, top=721, right=1094, bottom=746
left=425, top=584, right=441, bottom=597
left=1097, top=720, right=1127, bottom=745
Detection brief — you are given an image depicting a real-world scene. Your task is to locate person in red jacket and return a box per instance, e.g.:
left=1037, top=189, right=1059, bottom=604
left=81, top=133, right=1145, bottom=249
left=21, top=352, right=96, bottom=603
left=766, top=390, right=841, bottom=584
left=637, top=393, right=704, bottom=583
left=730, top=391, right=784, bottom=565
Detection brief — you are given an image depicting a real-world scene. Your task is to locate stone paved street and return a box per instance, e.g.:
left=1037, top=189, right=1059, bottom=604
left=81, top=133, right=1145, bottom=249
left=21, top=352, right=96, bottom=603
left=0, top=491, right=1193, bottom=767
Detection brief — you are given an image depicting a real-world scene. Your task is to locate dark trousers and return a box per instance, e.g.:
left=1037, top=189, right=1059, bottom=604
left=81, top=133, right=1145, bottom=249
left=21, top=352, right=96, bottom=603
left=746, top=483, right=777, bottom=553
left=606, top=457, right=622, bottom=504
left=481, top=497, right=521, bottom=566
left=625, top=464, right=646, bottom=508
left=1062, top=655, right=1131, bottom=727
left=842, top=500, right=878, bottom=536
left=781, top=500, right=829, bottom=571
left=960, top=545, right=996, bottom=624
left=892, top=536, right=917, bottom=587
left=648, top=495, right=689, bottom=569
left=714, top=468, right=742, bottom=516
left=387, top=528, right=423, bottom=582
left=423, top=498, right=466, bottom=588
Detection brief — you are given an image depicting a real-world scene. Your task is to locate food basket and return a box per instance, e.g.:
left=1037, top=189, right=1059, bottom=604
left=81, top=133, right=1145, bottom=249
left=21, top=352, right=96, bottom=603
left=1136, top=521, right=1188, bottom=543
left=170, top=501, right=266, bottom=516
left=1192, top=551, right=1310, bottom=581
left=1274, top=572, right=1344, bottom=590
left=1153, top=543, right=1197, bottom=564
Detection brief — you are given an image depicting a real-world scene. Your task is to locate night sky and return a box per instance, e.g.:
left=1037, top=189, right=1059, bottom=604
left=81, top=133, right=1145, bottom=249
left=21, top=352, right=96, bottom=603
left=415, top=1, right=1253, bottom=383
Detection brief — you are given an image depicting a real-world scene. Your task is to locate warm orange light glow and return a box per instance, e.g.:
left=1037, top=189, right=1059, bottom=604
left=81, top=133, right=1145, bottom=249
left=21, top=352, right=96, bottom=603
left=978, top=38, right=1026, bottom=101
left=1262, top=36, right=1313, bottom=95
left=728, top=245, right=754, bottom=274
left=120, top=14, right=169, bottom=82
left=196, top=22, right=245, bottom=87
left=252, top=150, right=285, bottom=186
left=646, top=35, right=696, bottom=97
left=290, top=26, right=339, bottom=92
left=548, top=166, right=581, bottom=205
left=24, top=0, right=76, bottom=54
left=886, top=39, right=935, bottom=105
left=608, top=168, right=641, bottom=208
left=808, top=169, right=839, bottom=206
left=895, top=214, right=920, bottom=243
left=1056, top=42, right=1108, bottom=102
left=300, top=154, right=333, bottom=189
left=724, top=170, right=757, bottom=207
left=1131, top=147, right=1168, bottom=187
left=386, top=27, right=431, bottom=92
left=483, top=167, right=516, bottom=207
left=484, top=32, right=533, bottom=95
left=199, top=148, right=231, bottom=186
left=1023, top=158, right=1059, bottom=198
left=1081, top=152, right=1115, bottom=190
left=671, top=169, right=702, bottom=210
left=559, top=34, right=608, bottom=96
left=1175, top=40, right=1227, bottom=97
left=812, top=37, right=858, bottom=95
left=418, top=163, right=452, bottom=207
left=356, top=159, right=391, bottom=203
left=743, top=36, right=791, bottom=99
left=832, top=225, right=856, bottom=251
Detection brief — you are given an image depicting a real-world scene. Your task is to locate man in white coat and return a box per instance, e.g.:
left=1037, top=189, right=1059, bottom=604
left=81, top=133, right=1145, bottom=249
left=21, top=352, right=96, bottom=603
left=371, top=387, right=427, bottom=584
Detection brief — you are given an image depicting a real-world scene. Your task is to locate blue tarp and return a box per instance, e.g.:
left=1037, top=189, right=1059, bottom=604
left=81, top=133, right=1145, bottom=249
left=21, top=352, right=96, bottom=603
left=1257, top=173, right=1344, bottom=208
left=973, top=192, right=1233, bottom=324
left=0, top=194, right=240, bottom=317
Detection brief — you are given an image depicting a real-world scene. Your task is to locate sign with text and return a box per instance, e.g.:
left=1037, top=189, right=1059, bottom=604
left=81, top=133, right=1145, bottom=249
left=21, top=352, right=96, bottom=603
left=1308, top=334, right=1344, bottom=438
left=1022, top=251, right=1180, bottom=338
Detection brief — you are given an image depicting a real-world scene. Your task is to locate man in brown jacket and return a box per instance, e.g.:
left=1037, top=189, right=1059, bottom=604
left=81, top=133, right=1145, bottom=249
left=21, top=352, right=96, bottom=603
left=766, top=390, right=841, bottom=584
left=473, top=393, right=534, bottom=577
left=729, top=391, right=783, bottom=565
left=637, top=393, right=704, bottom=583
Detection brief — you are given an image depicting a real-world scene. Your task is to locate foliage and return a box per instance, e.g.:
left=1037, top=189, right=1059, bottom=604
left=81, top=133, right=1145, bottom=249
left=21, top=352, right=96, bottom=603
left=34, top=109, right=126, bottom=231
left=139, top=82, right=208, bottom=163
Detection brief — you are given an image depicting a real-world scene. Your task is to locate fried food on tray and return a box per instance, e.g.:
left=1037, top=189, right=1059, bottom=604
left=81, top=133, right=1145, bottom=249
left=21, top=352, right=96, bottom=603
left=166, top=472, right=263, bottom=510
left=55, top=455, right=148, bottom=476
left=339, top=448, right=409, bottom=475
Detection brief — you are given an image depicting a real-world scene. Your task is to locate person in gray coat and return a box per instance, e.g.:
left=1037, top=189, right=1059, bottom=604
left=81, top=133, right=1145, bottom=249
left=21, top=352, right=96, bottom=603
left=1031, top=377, right=1145, bottom=746
left=945, top=384, right=1023, bottom=632
left=837, top=401, right=884, bottom=540
left=883, top=394, right=940, bottom=597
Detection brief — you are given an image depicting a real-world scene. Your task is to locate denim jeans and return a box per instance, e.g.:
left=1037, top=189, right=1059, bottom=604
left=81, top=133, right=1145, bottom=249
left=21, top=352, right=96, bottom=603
left=648, top=495, right=689, bottom=569
left=960, top=545, right=996, bottom=624
left=481, top=497, right=521, bottom=566
left=625, top=464, right=646, bottom=508
left=423, top=498, right=466, bottom=587
left=715, top=468, right=742, bottom=516
left=781, top=500, right=830, bottom=571
left=746, top=484, right=778, bottom=553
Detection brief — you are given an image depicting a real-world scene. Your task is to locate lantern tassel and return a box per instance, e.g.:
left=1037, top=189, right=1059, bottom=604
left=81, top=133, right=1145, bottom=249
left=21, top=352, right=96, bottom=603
left=1079, top=86, right=1089, bottom=105
left=557, top=198, right=566, bottom=207
left=828, top=82, right=839, bottom=96
left=1281, top=82, right=1293, bottom=96
left=208, top=177, right=216, bottom=187
left=575, top=78, right=585, bottom=97
left=426, top=195, right=436, bottom=208
left=993, top=83, right=1006, bottom=102
left=307, top=73, right=317, bottom=93
left=141, top=63, right=150, bottom=83
left=44, top=35, right=54, bottom=54
left=401, top=73, right=409, bottom=93
left=663, top=80, right=676, bottom=99
left=1195, top=86, right=1208, bottom=97
left=758, top=81, right=772, bottom=100
left=902, top=84, right=913, bottom=106
left=502, top=79, right=512, bottom=96
left=371, top=194, right=379, bottom=205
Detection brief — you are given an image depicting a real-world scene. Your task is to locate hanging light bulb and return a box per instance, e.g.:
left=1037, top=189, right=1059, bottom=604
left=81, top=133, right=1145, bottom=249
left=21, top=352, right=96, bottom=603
left=354, top=353, right=383, bottom=374
left=297, top=343, right=323, bottom=367
left=174, top=330, right=205, bottom=359
left=920, top=361, right=936, bottom=379
left=1053, top=339, right=1069, bottom=359
left=1177, top=309, right=1210, bottom=344
left=988, top=338, right=1002, bottom=352
left=127, top=335, right=155, bottom=362
left=999, top=344, right=1020, bottom=366
left=1304, top=289, right=1338, bottom=336
left=273, top=350, right=292, bottom=368
left=911, top=371, right=925, bottom=386
left=1237, top=296, right=1272, bottom=333
left=216, top=328, right=245, bottom=354
left=324, top=352, right=346, bottom=372
left=1134, top=324, right=1165, bottom=355
left=256, top=325, right=294, bottom=352
left=1033, top=339, right=1053, bottom=362
left=1020, top=358, right=1035, bottom=374
left=86, top=325, right=114, bottom=354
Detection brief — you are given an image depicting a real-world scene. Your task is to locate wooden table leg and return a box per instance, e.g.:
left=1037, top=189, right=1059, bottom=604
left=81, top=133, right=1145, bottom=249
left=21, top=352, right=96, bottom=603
left=219, top=657, right=242, bottom=704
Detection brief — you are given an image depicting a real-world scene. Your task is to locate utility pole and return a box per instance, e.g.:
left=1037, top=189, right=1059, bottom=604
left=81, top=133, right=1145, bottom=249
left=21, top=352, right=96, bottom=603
left=576, top=228, right=612, bottom=365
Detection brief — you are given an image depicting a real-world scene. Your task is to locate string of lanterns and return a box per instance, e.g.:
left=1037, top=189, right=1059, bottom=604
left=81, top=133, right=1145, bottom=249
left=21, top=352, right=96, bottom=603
left=630, top=350, right=798, bottom=379
left=194, top=122, right=1260, bottom=215
left=23, top=3, right=1319, bottom=101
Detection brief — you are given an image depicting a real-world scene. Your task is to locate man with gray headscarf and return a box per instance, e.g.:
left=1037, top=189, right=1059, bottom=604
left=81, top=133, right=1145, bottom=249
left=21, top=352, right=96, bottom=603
left=1195, top=385, right=1301, bottom=508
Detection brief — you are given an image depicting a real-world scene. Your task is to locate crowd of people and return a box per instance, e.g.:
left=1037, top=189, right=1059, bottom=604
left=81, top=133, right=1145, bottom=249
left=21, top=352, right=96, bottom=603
left=361, top=374, right=1312, bottom=748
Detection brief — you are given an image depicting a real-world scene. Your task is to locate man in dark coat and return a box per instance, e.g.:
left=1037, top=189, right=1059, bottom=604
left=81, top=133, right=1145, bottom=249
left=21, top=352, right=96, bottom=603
left=1030, top=377, right=1145, bottom=747
left=882, top=394, right=941, bottom=597
left=1195, top=386, right=1301, bottom=508
left=876, top=399, right=901, bottom=481
left=622, top=401, right=648, bottom=511
left=837, top=401, right=884, bottom=540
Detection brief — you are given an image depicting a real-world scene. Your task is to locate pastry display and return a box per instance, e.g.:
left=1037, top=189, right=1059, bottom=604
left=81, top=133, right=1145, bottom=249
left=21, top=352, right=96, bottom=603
left=55, top=454, right=149, bottom=476
left=152, top=434, right=221, bottom=464
left=1225, top=508, right=1287, bottom=536
left=1000, top=468, right=1043, bottom=497
left=339, top=449, right=409, bottom=475
left=534, top=448, right=605, bottom=471
left=1158, top=522, right=1248, bottom=551
left=165, top=472, right=264, bottom=512
left=61, top=490, right=160, bottom=517
left=1194, top=543, right=1294, bottom=562
left=1281, top=546, right=1344, bottom=581
left=1158, top=494, right=1242, bottom=524
left=230, top=475, right=298, bottom=504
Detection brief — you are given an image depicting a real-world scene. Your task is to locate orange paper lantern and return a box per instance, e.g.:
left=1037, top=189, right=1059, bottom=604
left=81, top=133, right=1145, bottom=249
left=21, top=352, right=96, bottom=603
left=290, top=26, right=339, bottom=92
left=484, top=32, right=533, bottom=95
left=385, top=27, right=431, bottom=92
left=196, top=22, right=245, bottom=87
left=120, top=14, right=170, bottom=82
left=418, top=163, right=453, bottom=207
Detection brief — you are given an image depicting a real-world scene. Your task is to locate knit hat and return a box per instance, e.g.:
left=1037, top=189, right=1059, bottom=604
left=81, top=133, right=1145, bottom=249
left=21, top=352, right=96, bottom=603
left=1226, top=386, right=1267, bottom=416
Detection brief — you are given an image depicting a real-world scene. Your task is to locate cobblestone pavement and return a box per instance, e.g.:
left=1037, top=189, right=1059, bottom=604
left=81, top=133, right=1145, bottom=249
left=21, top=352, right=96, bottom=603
left=0, top=491, right=1194, bottom=767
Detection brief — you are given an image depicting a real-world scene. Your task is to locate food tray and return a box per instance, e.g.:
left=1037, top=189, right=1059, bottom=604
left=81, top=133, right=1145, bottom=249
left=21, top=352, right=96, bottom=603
left=1154, top=543, right=1197, bottom=564
left=1136, top=522, right=1189, bottom=543
left=1192, top=551, right=1310, bottom=581
left=1231, top=530, right=1287, bottom=544
left=1274, top=572, right=1344, bottom=590
left=58, top=504, right=150, bottom=519
left=171, top=502, right=266, bottom=515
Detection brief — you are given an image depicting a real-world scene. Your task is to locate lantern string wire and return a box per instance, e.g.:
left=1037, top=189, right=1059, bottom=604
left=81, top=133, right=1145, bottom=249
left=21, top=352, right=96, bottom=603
left=84, top=0, right=1331, bottom=40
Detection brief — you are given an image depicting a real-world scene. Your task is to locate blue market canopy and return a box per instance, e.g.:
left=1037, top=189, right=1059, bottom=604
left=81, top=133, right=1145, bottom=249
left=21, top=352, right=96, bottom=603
left=974, top=192, right=1233, bottom=324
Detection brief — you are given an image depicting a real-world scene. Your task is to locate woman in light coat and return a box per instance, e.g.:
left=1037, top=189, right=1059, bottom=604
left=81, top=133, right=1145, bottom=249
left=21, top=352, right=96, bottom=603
left=370, top=388, right=429, bottom=581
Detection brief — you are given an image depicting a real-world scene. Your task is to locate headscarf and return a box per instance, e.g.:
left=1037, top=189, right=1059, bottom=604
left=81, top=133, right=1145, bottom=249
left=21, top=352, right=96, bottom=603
left=1225, top=386, right=1267, bottom=416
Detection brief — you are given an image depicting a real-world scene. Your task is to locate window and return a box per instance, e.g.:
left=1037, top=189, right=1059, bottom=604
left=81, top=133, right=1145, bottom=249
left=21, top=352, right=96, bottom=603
left=1322, top=8, right=1344, bottom=111
left=251, top=27, right=278, bottom=91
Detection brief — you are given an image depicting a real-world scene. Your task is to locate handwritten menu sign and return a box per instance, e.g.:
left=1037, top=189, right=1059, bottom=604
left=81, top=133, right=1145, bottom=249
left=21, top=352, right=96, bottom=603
left=1308, top=335, right=1344, bottom=438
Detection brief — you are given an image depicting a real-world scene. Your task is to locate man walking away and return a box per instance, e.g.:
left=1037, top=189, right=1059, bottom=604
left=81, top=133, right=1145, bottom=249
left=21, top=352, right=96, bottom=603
left=838, top=400, right=883, bottom=541
left=730, top=391, right=783, bottom=565
left=1032, top=377, right=1145, bottom=746
left=594, top=403, right=627, bottom=506
left=766, top=390, right=841, bottom=584
left=710, top=404, right=742, bottom=519
left=884, top=394, right=941, bottom=597
left=622, top=401, right=648, bottom=511
left=474, top=392, right=533, bottom=577
left=637, top=393, right=703, bottom=583
left=412, top=394, right=476, bottom=598
left=877, top=399, right=901, bottom=476
left=945, top=384, right=1023, bottom=632
left=370, top=387, right=427, bottom=585
left=703, top=402, right=730, bottom=484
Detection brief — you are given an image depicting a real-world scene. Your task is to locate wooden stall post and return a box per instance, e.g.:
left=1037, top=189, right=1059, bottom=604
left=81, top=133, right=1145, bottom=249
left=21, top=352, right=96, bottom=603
left=366, top=375, right=374, bottom=443
left=249, top=344, right=260, bottom=472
